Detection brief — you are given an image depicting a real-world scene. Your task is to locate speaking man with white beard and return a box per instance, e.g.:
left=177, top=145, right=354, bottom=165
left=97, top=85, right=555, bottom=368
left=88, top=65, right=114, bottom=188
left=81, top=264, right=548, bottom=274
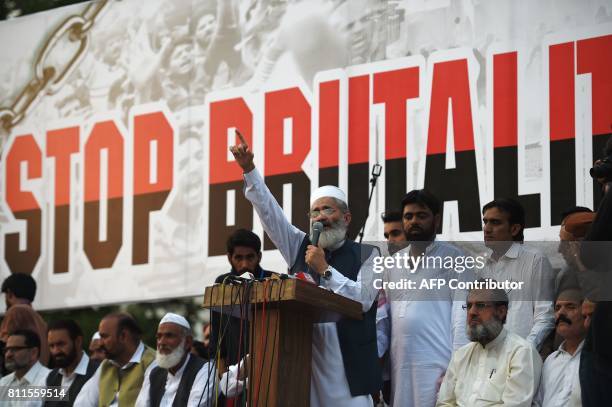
left=229, top=131, right=381, bottom=406
left=135, top=313, right=216, bottom=407
left=436, top=280, right=542, bottom=407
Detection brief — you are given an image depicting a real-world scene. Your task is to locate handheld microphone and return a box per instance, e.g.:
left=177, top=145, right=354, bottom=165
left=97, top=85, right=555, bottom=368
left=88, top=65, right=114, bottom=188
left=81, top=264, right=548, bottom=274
left=311, top=221, right=324, bottom=246
left=304, top=221, right=324, bottom=283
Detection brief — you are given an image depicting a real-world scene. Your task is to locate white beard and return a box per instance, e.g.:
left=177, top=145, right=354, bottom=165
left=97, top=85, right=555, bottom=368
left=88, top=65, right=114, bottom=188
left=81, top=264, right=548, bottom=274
left=314, top=219, right=348, bottom=249
left=467, top=318, right=503, bottom=343
left=156, top=339, right=186, bottom=369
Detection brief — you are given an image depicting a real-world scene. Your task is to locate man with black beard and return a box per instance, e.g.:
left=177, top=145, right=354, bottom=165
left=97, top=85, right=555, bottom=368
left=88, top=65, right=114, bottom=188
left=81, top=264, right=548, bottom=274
left=230, top=131, right=381, bottom=407
left=45, top=320, right=99, bottom=407
left=437, top=281, right=542, bottom=406
left=136, top=313, right=216, bottom=407
left=377, top=190, right=469, bottom=406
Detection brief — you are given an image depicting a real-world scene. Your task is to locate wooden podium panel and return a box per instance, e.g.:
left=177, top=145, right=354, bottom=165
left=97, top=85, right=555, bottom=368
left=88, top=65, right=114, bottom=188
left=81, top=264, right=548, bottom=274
left=203, top=278, right=363, bottom=407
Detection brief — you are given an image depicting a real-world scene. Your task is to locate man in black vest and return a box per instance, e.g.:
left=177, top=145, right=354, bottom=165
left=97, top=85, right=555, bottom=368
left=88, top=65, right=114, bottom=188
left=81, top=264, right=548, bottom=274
left=45, top=319, right=99, bottom=407
left=135, top=313, right=216, bottom=407
left=230, top=131, right=381, bottom=406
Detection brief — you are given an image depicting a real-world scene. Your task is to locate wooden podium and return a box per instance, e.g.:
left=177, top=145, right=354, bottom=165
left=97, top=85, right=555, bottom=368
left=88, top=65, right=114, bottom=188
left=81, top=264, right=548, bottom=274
left=203, top=278, right=363, bottom=407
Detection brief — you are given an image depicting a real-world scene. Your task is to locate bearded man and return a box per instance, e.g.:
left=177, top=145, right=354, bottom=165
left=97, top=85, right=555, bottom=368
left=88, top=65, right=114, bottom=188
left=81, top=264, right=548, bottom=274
left=45, top=320, right=99, bottom=407
left=136, top=313, right=216, bottom=407
left=377, top=189, right=470, bottom=406
left=230, top=130, right=381, bottom=407
left=436, top=280, right=542, bottom=406
left=0, top=329, right=50, bottom=405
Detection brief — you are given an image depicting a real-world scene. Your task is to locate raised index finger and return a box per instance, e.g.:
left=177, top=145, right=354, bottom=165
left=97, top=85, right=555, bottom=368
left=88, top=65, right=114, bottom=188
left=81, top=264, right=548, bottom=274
left=235, top=129, right=248, bottom=146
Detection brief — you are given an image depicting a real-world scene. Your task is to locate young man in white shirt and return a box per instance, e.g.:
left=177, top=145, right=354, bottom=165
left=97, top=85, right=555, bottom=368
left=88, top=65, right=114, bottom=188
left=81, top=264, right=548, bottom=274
left=480, top=198, right=555, bottom=349
left=0, top=329, right=51, bottom=407
left=535, top=288, right=586, bottom=406
left=437, top=280, right=542, bottom=406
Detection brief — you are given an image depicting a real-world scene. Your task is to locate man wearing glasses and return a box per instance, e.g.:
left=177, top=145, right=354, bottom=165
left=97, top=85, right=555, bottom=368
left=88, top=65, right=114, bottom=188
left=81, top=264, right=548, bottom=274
left=436, top=280, right=542, bottom=406
left=0, top=329, right=51, bottom=406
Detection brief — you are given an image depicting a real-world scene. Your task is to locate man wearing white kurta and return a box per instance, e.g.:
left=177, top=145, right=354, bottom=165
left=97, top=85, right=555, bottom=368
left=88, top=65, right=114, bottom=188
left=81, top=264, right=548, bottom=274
left=436, top=281, right=542, bottom=406
left=376, top=190, right=470, bottom=406
left=534, top=289, right=586, bottom=407
left=230, top=131, right=380, bottom=406
left=480, top=199, right=555, bottom=349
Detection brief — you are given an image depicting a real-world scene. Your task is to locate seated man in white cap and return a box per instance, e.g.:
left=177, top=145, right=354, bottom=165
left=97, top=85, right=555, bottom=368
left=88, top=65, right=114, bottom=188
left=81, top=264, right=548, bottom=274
left=230, top=131, right=381, bottom=406
left=88, top=331, right=106, bottom=362
left=135, top=313, right=216, bottom=407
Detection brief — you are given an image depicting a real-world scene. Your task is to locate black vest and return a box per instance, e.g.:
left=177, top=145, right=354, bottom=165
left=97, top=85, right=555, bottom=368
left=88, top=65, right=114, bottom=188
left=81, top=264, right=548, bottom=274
left=44, top=357, right=100, bottom=407
left=291, top=237, right=382, bottom=396
left=149, top=354, right=207, bottom=407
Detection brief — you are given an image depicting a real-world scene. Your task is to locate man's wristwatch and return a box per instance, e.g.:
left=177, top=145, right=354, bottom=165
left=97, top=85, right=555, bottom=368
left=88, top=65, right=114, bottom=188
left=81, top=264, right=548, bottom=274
left=322, top=266, right=333, bottom=280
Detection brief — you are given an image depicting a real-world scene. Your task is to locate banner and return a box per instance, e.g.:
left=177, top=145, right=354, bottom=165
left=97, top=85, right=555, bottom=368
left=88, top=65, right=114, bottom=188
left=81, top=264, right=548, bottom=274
left=0, top=0, right=610, bottom=310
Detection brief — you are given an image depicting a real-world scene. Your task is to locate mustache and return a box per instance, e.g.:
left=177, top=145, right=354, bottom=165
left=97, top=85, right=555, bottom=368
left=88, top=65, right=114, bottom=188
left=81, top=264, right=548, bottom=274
left=556, top=314, right=572, bottom=326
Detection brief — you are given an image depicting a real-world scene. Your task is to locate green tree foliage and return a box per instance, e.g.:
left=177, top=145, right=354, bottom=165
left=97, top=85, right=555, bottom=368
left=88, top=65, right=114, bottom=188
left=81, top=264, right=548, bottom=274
left=39, top=297, right=209, bottom=350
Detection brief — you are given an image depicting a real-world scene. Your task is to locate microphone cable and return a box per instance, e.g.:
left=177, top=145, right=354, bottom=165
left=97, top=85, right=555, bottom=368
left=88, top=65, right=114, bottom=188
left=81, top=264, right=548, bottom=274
left=263, top=278, right=284, bottom=406
left=242, top=280, right=257, bottom=406
left=210, top=276, right=241, bottom=407
left=233, top=279, right=250, bottom=406
left=254, top=279, right=273, bottom=407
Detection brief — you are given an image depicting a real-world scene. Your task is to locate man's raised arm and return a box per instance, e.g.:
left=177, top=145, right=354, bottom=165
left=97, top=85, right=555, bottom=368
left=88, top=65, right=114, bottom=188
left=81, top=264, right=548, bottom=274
left=229, top=130, right=305, bottom=266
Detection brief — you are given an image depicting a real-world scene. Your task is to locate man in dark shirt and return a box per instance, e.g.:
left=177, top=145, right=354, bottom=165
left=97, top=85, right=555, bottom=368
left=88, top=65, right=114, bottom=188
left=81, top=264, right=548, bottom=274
left=209, top=229, right=272, bottom=401
left=45, top=320, right=99, bottom=407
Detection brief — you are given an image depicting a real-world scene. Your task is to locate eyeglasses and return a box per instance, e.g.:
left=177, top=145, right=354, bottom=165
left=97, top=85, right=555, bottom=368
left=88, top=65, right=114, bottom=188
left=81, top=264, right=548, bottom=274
left=3, top=346, right=33, bottom=355
left=462, top=302, right=493, bottom=311
left=307, top=208, right=336, bottom=219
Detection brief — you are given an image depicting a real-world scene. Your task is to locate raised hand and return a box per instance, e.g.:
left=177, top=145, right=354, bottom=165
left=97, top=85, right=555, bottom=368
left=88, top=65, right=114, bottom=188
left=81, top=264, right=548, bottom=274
left=229, top=129, right=255, bottom=173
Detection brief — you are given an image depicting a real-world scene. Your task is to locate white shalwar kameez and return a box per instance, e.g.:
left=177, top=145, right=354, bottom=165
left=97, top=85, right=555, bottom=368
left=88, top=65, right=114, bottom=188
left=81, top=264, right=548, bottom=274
left=378, top=242, right=470, bottom=406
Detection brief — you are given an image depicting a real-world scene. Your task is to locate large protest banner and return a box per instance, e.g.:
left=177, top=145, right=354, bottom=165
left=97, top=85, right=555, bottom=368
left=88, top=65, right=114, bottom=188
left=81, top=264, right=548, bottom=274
left=0, top=0, right=610, bottom=310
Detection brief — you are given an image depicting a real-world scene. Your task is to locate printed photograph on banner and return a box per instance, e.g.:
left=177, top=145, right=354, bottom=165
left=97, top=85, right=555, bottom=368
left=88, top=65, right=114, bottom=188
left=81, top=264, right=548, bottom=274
left=0, top=0, right=610, bottom=309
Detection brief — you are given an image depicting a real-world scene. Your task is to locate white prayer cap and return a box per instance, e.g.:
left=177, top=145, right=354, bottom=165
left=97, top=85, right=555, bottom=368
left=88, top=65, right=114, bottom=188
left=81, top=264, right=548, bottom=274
left=310, top=185, right=347, bottom=206
left=159, top=313, right=191, bottom=330
left=91, top=331, right=101, bottom=341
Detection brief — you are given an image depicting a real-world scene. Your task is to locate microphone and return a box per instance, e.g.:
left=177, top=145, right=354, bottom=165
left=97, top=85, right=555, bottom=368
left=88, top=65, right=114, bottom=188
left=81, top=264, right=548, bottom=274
left=311, top=221, right=324, bottom=246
